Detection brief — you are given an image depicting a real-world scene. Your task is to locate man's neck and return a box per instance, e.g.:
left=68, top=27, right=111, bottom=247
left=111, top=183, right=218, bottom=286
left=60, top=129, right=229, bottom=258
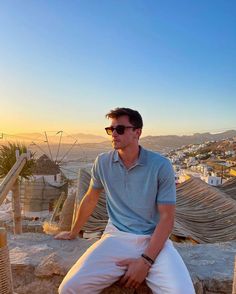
left=118, top=145, right=140, bottom=168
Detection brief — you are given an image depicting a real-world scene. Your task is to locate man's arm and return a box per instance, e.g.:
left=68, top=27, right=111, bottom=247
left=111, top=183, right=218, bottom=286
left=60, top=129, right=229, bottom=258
left=143, top=203, right=175, bottom=260
left=54, top=185, right=103, bottom=240
left=117, top=204, right=175, bottom=288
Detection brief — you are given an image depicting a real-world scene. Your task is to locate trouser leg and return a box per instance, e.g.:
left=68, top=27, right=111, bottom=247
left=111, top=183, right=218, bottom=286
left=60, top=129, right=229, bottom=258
left=59, top=223, right=195, bottom=294
left=58, top=236, right=122, bottom=294
left=145, top=240, right=195, bottom=294
left=58, top=229, right=139, bottom=294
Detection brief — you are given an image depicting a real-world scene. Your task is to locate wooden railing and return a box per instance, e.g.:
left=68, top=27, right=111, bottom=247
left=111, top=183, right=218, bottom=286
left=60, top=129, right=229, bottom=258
left=0, top=227, right=13, bottom=294
left=0, top=153, right=29, bottom=234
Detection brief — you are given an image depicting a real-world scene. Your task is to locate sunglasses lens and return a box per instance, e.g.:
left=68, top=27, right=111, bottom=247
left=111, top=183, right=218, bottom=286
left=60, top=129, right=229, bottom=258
left=105, top=127, right=113, bottom=135
left=105, top=125, right=128, bottom=135
left=116, top=125, right=125, bottom=135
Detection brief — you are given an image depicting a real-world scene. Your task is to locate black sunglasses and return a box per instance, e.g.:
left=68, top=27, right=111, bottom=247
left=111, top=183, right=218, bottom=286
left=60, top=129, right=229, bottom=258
left=105, top=125, right=136, bottom=135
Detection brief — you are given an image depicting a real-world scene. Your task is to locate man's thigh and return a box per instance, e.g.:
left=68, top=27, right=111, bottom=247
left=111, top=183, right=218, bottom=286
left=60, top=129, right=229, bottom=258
left=146, top=240, right=195, bottom=294
left=59, top=233, right=139, bottom=294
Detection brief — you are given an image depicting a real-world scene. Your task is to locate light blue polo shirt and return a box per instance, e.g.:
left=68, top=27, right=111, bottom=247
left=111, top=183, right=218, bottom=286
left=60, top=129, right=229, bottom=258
left=90, top=146, right=176, bottom=235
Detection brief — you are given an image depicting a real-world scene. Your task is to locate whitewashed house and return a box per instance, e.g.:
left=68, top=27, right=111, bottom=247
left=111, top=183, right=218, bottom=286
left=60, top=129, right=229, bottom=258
left=33, top=154, right=62, bottom=184
left=201, top=174, right=222, bottom=186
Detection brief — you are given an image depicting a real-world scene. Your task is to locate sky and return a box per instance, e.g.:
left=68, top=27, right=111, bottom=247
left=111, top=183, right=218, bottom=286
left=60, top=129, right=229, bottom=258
left=0, top=0, right=236, bottom=137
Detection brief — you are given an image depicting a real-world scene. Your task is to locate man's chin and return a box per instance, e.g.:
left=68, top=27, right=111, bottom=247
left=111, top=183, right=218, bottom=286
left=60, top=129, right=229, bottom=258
left=112, top=142, right=121, bottom=149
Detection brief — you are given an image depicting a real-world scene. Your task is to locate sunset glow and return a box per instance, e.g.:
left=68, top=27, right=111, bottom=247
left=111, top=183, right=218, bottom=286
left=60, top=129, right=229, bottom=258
left=0, top=1, right=235, bottom=136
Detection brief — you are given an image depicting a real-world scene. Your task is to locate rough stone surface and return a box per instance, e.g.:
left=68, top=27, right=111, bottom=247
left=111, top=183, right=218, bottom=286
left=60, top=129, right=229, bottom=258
left=5, top=219, right=44, bottom=233
left=7, top=233, right=236, bottom=294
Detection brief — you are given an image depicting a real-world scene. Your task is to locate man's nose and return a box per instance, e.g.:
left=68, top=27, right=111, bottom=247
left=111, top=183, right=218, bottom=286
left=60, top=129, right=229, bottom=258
left=112, top=129, right=119, bottom=136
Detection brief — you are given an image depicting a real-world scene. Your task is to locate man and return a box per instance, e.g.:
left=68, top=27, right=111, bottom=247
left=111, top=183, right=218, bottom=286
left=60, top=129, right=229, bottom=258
left=55, top=107, right=195, bottom=294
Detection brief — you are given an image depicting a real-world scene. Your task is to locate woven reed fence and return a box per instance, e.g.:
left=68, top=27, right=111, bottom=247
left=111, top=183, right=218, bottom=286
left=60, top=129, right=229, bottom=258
left=72, top=168, right=108, bottom=232
left=218, top=177, right=236, bottom=201
left=175, top=177, right=236, bottom=243
left=46, top=167, right=236, bottom=244
left=72, top=172, right=236, bottom=243
left=58, top=191, right=76, bottom=231
left=43, top=191, right=75, bottom=235
left=0, top=228, right=13, bottom=294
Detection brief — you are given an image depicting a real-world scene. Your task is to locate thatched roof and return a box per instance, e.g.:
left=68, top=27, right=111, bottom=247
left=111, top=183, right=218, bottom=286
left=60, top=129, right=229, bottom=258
left=217, top=177, right=236, bottom=201
left=33, top=154, right=60, bottom=175
left=174, top=177, right=236, bottom=243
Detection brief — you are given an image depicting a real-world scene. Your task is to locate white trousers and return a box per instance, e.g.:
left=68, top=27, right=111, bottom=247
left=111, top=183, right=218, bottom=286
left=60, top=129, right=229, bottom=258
left=59, top=222, right=195, bottom=294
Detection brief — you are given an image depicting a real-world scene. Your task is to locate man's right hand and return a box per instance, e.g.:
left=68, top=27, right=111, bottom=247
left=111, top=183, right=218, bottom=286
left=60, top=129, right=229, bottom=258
left=54, top=231, right=77, bottom=240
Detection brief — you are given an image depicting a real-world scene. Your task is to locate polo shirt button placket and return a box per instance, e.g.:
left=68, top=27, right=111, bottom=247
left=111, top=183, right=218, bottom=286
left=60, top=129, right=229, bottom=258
left=124, top=170, right=128, bottom=189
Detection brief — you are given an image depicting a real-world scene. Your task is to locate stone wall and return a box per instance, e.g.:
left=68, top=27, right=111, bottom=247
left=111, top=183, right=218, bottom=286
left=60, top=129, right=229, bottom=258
left=7, top=233, right=236, bottom=294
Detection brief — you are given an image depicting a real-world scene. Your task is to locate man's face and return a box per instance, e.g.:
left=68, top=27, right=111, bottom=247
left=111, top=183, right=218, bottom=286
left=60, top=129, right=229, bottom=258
left=108, top=115, right=141, bottom=150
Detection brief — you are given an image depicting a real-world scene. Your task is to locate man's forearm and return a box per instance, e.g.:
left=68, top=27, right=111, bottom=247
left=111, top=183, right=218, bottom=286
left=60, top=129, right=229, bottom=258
left=144, top=218, right=173, bottom=261
left=143, top=205, right=175, bottom=261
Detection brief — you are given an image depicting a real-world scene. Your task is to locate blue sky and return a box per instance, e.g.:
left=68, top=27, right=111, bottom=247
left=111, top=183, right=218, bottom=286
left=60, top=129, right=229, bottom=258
left=0, top=0, right=235, bottom=136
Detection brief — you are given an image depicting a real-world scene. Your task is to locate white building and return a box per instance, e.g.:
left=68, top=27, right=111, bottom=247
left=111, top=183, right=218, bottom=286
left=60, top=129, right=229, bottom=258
left=201, top=175, right=222, bottom=186
left=33, top=154, right=62, bottom=184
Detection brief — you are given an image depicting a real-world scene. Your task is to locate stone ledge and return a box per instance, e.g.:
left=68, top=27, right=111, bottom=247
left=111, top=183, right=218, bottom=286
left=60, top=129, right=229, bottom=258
left=7, top=233, right=236, bottom=294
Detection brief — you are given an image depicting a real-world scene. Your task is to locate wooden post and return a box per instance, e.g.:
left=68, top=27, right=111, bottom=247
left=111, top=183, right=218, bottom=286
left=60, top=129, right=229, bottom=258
left=0, top=227, right=7, bottom=247
left=12, top=180, right=22, bottom=234
left=50, top=192, right=66, bottom=222
left=233, top=256, right=236, bottom=294
left=15, top=150, right=19, bottom=160
left=0, top=154, right=27, bottom=235
left=0, top=227, right=14, bottom=294
left=0, top=153, right=27, bottom=206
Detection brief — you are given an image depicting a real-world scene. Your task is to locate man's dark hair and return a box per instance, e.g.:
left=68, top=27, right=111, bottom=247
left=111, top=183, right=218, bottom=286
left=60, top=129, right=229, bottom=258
left=106, top=107, right=143, bottom=129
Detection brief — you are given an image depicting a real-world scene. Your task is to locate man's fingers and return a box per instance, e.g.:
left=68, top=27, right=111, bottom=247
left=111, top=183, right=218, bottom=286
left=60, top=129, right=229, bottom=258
left=118, top=272, right=129, bottom=285
left=54, top=233, right=66, bottom=239
left=54, top=233, right=63, bottom=239
left=119, top=273, right=138, bottom=289
left=54, top=231, right=72, bottom=240
left=120, top=275, right=140, bottom=289
left=129, top=281, right=139, bottom=289
left=124, top=278, right=133, bottom=288
left=116, top=258, right=132, bottom=266
left=134, top=283, right=140, bottom=289
left=119, top=275, right=128, bottom=285
left=125, top=278, right=140, bottom=289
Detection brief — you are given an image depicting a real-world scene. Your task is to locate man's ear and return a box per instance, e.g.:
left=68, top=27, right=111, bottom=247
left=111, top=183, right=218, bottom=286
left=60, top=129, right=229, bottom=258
left=136, top=128, right=142, bottom=139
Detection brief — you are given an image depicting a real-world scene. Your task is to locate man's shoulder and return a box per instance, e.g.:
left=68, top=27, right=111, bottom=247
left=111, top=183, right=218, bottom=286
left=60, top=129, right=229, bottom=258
left=96, top=150, right=114, bottom=162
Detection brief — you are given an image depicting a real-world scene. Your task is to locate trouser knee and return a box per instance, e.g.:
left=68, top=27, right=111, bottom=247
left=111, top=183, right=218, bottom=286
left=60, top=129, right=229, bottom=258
left=169, top=281, right=195, bottom=294
left=150, top=278, right=195, bottom=294
left=58, top=279, right=95, bottom=294
left=58, top=281, right=69, bottom=294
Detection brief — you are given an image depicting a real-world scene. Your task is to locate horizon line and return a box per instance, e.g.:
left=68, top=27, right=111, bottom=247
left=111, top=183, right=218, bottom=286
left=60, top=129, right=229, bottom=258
left=0, top=128, right=236, bottom=139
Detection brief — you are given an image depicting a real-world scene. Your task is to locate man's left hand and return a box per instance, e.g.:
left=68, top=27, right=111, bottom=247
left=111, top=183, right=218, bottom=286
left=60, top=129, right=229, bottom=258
left=116, top=257, right=150, bottom=289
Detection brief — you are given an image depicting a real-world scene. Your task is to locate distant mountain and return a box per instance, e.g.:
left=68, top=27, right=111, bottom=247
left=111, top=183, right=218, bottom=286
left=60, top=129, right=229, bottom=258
left=14, top=132, right=42, bottom=137
left=11, top=132, right=107, bottom=144
left=70, top=133, right=107, bottom=143
left=3, top=130, right=236, bottom=152
left=140, top=130, right=236, bottom=151
left=61, top=130, right=236, bottom=153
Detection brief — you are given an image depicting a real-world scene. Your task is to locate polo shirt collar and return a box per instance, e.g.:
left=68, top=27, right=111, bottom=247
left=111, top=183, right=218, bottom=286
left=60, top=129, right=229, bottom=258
left=112, top=146, right=147, bottom=166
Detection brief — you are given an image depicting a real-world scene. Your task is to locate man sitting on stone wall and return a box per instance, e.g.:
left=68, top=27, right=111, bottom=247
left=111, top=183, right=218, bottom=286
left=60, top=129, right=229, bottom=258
left=55, top=107, right=195, bottom=294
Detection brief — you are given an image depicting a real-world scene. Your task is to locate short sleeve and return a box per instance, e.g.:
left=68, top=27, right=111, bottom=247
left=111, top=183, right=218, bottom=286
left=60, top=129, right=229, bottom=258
left=90, top=156, right=104, bottom=189
left=156, top=159, right=176, bottom=204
